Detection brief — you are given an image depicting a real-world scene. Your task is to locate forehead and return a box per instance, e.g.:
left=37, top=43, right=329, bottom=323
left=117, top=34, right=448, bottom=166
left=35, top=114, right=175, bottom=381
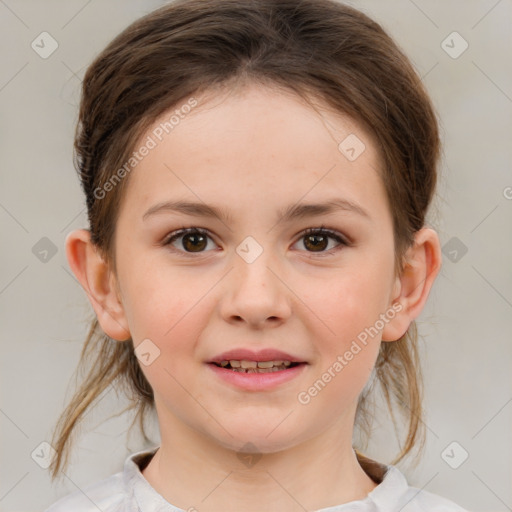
left=120, top=83, right=388, bottom=222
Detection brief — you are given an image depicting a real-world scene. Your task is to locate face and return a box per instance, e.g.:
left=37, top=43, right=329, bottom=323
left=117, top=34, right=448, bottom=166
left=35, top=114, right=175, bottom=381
left=111, top=84, right=400, bottom=454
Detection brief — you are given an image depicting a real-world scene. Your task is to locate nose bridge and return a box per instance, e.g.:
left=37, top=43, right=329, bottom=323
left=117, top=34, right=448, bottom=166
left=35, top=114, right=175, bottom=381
left=236, top=245, right=275, bottom=290
left=221, top=237, right=291, bottom=325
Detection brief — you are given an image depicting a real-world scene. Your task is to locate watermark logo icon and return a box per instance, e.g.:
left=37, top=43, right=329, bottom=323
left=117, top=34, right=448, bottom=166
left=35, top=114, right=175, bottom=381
left=441, top=32, right=469, bottom=59
left=32, top=237, right=58, bottom=263
left=31, top=441, right=57, bottom=469
left=236, top=442, right=262, bottom=468
left=31, top=32, right=59, bottom=59
left=135, top=338, right=161, bottom=366
left=338, top=134, right=366, bottom=162
left=441, top=441, right=469, bottom=469
left=442, top=236, right=468, bottom=263
left=236, top=236, right=263, bottom=264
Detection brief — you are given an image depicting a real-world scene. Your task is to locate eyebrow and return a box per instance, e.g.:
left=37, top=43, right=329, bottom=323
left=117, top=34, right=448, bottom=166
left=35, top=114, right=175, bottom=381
left=142, top=198, right=371, bottom=224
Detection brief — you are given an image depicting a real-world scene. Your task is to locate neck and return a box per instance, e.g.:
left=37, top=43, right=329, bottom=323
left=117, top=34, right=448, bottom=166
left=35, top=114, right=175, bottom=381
left=142, top=407, right=378, bottom=511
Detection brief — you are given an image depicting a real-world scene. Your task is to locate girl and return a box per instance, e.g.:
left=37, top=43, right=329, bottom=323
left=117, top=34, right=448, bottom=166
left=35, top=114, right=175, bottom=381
left=45, top=0, right=469, bottom=510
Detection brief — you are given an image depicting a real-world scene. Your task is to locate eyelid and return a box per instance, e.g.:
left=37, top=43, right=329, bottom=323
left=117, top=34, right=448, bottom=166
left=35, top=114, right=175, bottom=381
left=162, top=226, right=212, bottom=244
left=292, top=226, right=351, bottom=257
left=297, top=226, right=351, bottom=246
left=162, top=225, right=351, bottom=256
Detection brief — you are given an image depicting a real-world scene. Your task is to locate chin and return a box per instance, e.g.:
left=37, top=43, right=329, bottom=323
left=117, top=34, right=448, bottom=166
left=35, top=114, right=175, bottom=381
left=220, top=435, right=297, bottom=456
left=206, top=417, right=302, bottom=455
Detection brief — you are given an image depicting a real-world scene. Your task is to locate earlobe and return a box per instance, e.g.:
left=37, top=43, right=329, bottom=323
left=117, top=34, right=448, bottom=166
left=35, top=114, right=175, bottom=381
left=381, top=227, right=442, bottom=342
left=65, top=229, right=131, bottom=341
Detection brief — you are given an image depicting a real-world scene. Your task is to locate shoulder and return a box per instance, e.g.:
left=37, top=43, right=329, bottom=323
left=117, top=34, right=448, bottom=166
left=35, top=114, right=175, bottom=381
left=44, top=471, right=127, bottom=512
left=44, top=448, right=161, bottom=512
left=385, top=467, right=471, bottom=512
left=398, top=486, right=470, bottom=511
left=353, top=451, right=470, bottom=512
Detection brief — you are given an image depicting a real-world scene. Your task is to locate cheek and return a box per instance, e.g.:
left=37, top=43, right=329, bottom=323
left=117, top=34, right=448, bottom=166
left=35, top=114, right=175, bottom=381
left=122, top=277, right=213, bottom=405
left=122, top=272, right=223, bottom=431
left=293, top=254, right=390, bottom=404
left=296, top=275, right=383, bottom=419
left=304, top=262, right=391, bottom=345
left=119, top=263, right=210, bottom=357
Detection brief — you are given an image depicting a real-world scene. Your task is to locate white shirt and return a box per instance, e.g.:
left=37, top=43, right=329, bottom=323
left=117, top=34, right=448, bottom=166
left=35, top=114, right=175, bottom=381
left=44, top=447, right=470, bottom=511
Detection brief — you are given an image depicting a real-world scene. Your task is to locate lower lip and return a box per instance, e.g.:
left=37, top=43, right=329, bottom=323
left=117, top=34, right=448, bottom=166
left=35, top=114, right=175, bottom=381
left=206, top=363, right=307, bottom=391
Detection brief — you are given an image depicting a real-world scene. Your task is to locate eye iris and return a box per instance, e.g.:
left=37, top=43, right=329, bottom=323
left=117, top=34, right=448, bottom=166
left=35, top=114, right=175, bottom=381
left=183, top=233, right=207, bottom=252
left=174, top=230, right=337, bottom=253
left=304, top=233, right=327, bottom=252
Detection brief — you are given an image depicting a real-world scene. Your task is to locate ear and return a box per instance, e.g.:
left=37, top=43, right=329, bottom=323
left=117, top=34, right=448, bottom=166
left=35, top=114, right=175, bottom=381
left=65, top=229, right=131, bottom=341
left=381, top=227, right=442, bottom=342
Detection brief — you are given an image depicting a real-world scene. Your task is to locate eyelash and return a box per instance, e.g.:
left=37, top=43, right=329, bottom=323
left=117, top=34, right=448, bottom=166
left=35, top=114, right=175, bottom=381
left=162, top=225, right=350, bottom=258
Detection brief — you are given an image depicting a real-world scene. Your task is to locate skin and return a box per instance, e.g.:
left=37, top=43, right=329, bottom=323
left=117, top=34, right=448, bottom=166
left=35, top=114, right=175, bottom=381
left=66, top=83, right=442, bottom=511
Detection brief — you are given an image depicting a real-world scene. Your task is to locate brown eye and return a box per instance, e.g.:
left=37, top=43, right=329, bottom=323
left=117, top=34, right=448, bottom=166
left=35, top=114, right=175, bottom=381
left=295, top=228, right=348, bottom=255
left=303, top=233, right=329, bottom=252
left=164, top=228, right=216, bottom=254
left=182, top=232, right=208, bottom=252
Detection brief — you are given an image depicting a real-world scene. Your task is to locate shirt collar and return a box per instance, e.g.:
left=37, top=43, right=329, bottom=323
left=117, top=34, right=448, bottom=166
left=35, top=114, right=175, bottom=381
left=123, top=448, right=183, bottom=512
left=123, top=446, right=409, bottom=511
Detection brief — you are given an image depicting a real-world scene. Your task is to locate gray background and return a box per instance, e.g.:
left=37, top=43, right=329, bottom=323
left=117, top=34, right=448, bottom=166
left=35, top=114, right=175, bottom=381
left=1, top=1, right=511, bottom=511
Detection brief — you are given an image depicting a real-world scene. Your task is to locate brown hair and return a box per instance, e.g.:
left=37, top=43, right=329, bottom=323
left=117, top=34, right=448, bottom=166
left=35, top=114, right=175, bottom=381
left=49, top=0, right=440, bottom=480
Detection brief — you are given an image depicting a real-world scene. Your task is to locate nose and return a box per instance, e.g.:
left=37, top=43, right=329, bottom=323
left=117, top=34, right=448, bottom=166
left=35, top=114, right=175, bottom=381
left=219, top=247, right=292, bottom=329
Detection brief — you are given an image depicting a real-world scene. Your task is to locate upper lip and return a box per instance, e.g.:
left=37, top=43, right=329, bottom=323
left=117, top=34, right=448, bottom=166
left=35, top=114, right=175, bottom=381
left=208, top=348, right=306, bottom=365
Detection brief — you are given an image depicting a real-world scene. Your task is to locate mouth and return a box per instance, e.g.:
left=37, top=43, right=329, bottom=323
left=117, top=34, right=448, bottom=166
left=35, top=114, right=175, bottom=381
left=207, top=358, right=307, bottom=391
left=206, top=348, right=308, bottom=390
left=210, top=359, right=303, bottom=373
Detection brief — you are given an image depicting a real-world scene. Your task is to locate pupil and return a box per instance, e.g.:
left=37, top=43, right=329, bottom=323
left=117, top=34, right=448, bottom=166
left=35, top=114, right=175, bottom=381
left=184, top=233, right=206, bottom=252
left=305, top=234, right=327, bottom=251
left=182, top=233, right=327, bottom=253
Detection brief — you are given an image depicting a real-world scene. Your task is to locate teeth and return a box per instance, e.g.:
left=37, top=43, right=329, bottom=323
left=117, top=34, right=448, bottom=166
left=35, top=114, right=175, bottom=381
left=229, top=359, right=292, bottom=367
left=232, top=367, right=283, bottom=373
left=219, top=359, right=295, bottom=372
left=240, top=360, right=258, bottom=369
